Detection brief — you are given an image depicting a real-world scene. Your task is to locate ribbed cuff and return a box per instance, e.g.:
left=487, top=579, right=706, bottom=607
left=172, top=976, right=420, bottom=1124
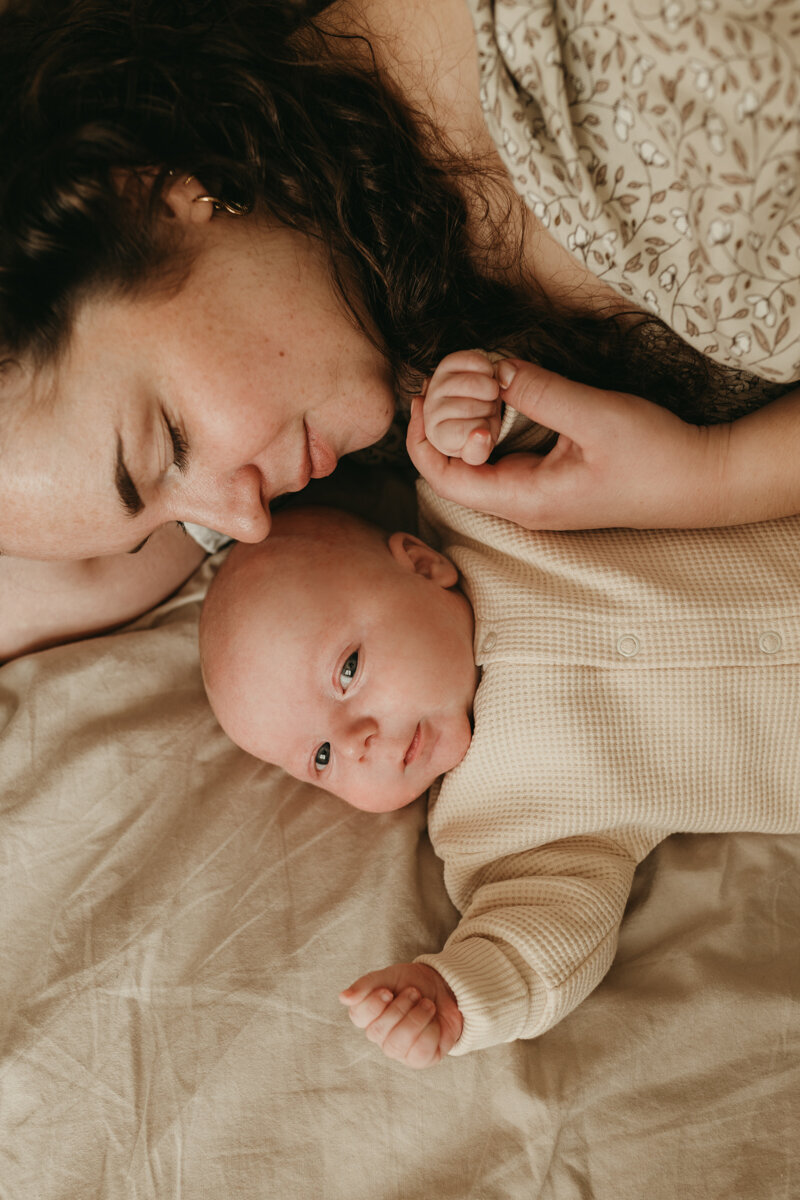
left=415, top=936, right=547, bottom=1056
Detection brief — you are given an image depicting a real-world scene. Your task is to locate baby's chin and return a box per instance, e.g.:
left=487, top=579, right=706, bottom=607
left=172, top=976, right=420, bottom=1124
left=391, top=718, right=471, bottom=805
left=339, top=765, right=454, bottom=814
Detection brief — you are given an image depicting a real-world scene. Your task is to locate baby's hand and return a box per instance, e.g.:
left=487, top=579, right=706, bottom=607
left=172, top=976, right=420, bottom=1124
left=421, top=350, right=503, bottom=466
left=339, top=962, right=463, bottom=1069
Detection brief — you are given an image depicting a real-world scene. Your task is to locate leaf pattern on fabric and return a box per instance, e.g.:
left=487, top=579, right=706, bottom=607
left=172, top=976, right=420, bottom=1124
left=468, top=0, right=800, bottom=385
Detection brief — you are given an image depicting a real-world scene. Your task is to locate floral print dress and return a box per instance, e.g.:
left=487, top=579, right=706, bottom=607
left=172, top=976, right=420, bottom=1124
left=466, top=0, right=800, bottom=409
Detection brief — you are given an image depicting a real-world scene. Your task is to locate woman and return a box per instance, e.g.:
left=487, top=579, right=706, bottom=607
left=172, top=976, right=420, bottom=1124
left=1, top=0, right=798, bottom=659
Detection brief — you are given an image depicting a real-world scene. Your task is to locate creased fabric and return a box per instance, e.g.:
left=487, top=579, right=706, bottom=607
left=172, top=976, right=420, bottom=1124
left=0, top=550, right=798, bottom=1196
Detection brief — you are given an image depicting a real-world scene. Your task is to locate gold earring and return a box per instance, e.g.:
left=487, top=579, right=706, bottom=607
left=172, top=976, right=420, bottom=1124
left=192, top=194, right=250, bottom=216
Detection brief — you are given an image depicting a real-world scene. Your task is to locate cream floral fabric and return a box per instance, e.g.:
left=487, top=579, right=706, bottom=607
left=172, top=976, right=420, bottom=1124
left=466, top=0, right=800, bottom=383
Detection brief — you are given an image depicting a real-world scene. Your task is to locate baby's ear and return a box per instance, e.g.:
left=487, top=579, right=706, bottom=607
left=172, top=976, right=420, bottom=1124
left=387, top=532, right=458, bottom=588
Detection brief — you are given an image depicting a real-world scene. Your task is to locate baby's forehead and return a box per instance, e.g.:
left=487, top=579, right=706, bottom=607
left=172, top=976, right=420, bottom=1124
left=238, top=540, right=349, bottom=630
left=222, top=511, right=394, bottom=646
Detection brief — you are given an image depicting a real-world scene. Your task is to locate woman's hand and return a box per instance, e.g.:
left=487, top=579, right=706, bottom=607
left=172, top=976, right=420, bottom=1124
left=339, top=961, right=463, bottom=1068
left=408, top=358, right=731, bottom=531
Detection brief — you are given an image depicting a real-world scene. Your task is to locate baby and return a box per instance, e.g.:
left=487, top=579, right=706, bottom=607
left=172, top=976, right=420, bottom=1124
left=200, top=355, right=800, bottom=1070
left=200, top=504, right=479, bottom=815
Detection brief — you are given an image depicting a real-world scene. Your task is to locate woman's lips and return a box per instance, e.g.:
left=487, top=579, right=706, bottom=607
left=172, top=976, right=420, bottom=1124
left=404, top=722, right=422, bottom=766
left=305, top=421, right=338, bottom=478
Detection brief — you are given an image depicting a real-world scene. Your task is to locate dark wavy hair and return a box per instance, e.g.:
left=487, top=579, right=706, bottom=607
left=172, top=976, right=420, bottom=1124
left=0, top=0, right=747, bottom=422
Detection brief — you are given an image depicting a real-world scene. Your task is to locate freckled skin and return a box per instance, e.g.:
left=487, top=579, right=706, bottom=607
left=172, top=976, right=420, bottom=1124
left=0, top=201, right=394, bottom=561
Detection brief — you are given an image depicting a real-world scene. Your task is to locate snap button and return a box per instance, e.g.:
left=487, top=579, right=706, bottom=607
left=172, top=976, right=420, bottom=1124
left=616, top=634, right=640, bottom=658
left=758, top=631, right=783, bottom=655
left=481, top=632, right=497, bottom=653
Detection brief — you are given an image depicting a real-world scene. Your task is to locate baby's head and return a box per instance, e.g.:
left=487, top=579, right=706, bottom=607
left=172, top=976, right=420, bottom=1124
left=200, top=506, right=478, bottom=812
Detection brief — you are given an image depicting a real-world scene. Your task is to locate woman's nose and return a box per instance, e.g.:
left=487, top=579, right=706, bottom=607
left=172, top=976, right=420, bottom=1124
left=183, top=464, right=272, bottom=543
left=340, top=716, right=378, bottom=760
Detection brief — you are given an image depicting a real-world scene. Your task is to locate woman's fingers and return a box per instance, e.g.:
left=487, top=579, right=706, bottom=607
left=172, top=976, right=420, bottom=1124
left=497, top=358, right=618, bottom=442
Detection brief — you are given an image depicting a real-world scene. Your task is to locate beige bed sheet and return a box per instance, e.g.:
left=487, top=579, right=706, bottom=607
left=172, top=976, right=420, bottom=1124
left=1, top=551, right=798, bottom=1200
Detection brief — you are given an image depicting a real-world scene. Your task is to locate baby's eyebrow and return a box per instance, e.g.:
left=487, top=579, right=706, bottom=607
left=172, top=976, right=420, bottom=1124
left=115, top=434, right=144, bottom=518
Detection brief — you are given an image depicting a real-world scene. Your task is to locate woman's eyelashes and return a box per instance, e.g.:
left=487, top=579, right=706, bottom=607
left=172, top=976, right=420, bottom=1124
left=163, top=411, right=189, bottom=473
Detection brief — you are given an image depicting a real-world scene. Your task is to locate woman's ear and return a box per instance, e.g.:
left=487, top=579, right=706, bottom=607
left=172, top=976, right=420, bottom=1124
left=387, top=532, right=459, bottom=588
left=111, top=169, right=215, bottom=226
left=161, top=173, right=216, bottom=225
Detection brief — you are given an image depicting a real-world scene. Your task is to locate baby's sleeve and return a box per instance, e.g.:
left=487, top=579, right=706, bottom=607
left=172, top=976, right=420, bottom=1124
left=415, top=830, right=661, bottom=1055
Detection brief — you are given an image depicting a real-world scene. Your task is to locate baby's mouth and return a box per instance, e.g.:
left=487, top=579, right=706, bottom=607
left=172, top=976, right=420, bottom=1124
left=403, top=722, right=422, bottom=767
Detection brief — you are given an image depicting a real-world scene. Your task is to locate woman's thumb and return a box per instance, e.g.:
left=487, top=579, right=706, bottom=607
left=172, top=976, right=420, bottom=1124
left=497, top=358, right=601, bottom=437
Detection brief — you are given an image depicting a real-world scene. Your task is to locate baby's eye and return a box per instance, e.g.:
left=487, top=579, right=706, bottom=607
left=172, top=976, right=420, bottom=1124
left=339, top=650, right=359, bottom=692
left=313, top=743, right=331, bottom=772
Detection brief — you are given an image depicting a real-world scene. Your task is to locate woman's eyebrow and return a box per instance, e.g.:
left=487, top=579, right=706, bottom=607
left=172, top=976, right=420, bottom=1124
left=115, top=434, right=144, bottom=517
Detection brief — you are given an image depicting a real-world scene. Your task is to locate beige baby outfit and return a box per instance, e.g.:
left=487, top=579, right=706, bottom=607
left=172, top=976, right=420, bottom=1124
left=415, top=409, right=800, bottom=1055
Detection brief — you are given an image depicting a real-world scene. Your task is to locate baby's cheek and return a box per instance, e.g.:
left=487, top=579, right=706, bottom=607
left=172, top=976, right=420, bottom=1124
left=438, top=716, right=473, bottom=777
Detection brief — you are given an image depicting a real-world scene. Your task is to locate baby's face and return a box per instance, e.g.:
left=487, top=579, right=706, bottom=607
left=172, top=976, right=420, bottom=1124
left=215, top=526, right=478, bottom=811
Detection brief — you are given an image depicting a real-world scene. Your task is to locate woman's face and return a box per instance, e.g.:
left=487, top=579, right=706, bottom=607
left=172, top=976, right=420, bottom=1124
left=0, top=211, right=395, bottom=560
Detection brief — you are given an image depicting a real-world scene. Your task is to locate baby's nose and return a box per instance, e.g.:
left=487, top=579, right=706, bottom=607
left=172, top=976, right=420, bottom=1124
left=341, top=716, right=378, bottom=760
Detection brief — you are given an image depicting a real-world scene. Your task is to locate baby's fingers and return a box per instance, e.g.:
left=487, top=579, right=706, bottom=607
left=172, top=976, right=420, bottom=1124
left=340, top=984, right=396, bottom=1030
left=427, top=370, right=500, bottom=407
left=428, top=416, right=496, bottom=460
left=365, top=988, right=440, bottom=1065
left=425, top=394, right=501, bottom=426
left=462, top=426, right=496, bottom=466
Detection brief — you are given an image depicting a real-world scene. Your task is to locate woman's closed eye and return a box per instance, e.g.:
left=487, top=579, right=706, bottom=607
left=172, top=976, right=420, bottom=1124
left=164, top=412, right=190, bottom=473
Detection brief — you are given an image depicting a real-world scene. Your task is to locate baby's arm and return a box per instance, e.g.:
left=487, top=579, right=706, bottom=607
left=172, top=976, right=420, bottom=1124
left=410, top=355, right=800, bottom=531
left=339, top=961, right=463, bottom=1068
left=421, top=350, right=503, bottom=466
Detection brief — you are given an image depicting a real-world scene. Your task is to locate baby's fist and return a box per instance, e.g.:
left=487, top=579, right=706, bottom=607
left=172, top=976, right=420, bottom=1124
left=339, top=962, right=463, bottom=1068
left=422, top=350, right=503, bottom=466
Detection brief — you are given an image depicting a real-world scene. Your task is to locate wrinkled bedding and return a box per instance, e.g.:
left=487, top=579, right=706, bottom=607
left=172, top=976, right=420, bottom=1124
left=1, top=547, right=798, bottom=1200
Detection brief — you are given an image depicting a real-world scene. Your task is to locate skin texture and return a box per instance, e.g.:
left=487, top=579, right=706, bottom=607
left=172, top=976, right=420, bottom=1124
left=200, top=506, right=479, bottom=812
left=339, top=962, right=464, bottom=1069
left=0, top=175, right=394, bottom=562
left=0, top=523, right=206, bottom=661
